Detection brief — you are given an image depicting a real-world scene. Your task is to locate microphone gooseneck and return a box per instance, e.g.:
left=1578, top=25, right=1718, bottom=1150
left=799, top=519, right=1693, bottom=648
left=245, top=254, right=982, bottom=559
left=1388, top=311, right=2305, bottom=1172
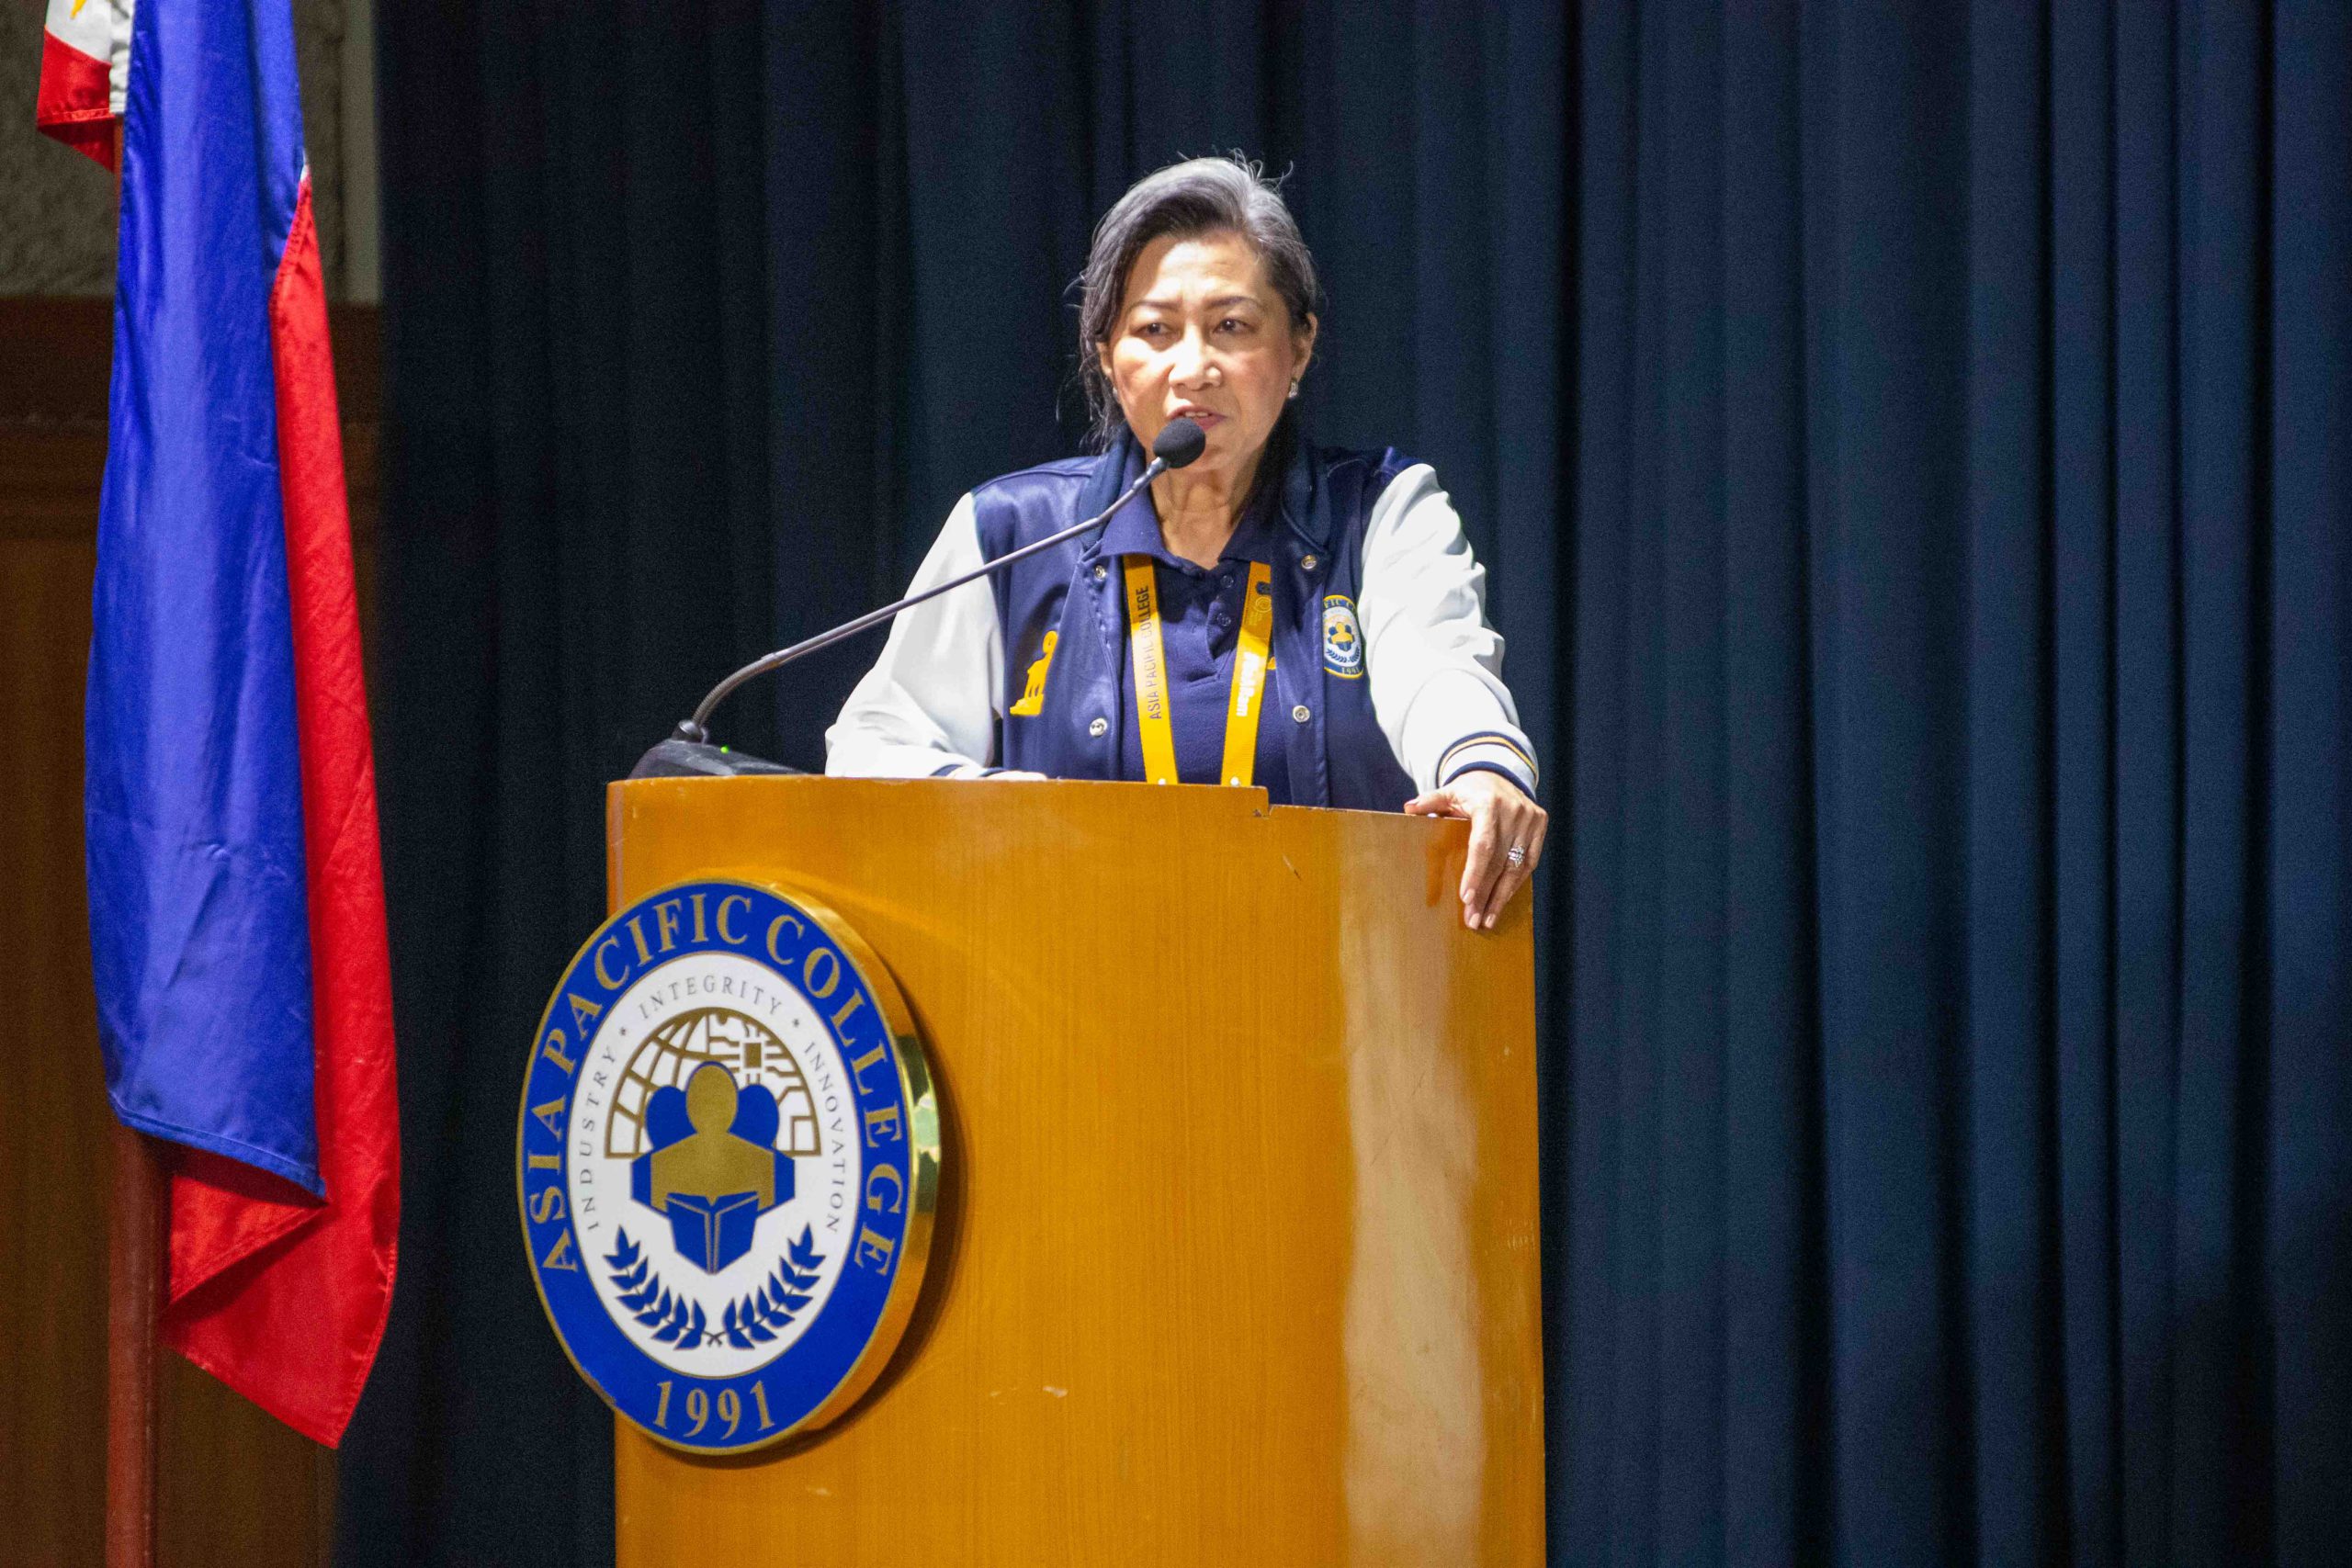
left=671, top=419, right=1208, bottom=748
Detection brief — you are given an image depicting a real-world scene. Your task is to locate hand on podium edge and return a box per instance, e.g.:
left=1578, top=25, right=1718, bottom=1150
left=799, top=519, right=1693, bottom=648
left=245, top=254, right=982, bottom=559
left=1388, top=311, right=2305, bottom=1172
left=1404, top=773, right=1547, bottom=931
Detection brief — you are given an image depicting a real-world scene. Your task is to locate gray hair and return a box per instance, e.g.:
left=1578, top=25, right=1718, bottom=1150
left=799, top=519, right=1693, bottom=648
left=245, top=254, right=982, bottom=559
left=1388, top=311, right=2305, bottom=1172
left=1077, top=155, right=1321, bottom=447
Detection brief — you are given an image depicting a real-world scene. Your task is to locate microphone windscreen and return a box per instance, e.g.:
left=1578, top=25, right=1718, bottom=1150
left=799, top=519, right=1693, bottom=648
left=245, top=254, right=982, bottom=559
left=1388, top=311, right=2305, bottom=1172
left=1153, top=418, right=1209, bottom=469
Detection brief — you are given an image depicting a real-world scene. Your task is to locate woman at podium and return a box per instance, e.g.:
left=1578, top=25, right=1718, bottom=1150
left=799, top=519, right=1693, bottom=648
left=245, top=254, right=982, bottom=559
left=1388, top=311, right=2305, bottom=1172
left=828, top=155, right=1545, bottom=929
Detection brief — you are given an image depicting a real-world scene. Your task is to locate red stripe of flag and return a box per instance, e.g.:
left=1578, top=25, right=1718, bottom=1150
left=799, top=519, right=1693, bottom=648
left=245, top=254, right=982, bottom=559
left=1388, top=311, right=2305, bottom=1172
left=159, top=179, right=400, bottom=1448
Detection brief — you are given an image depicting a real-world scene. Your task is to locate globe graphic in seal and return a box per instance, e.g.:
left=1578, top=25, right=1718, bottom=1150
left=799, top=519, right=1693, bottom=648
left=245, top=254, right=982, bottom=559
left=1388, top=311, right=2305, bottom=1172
left=603, top=1007, right=824, bottom=1164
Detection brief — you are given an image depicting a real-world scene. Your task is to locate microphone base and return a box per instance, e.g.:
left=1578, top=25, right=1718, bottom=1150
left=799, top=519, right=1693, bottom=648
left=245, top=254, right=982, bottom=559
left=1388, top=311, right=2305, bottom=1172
left=628, top=739, right=805, bottom=779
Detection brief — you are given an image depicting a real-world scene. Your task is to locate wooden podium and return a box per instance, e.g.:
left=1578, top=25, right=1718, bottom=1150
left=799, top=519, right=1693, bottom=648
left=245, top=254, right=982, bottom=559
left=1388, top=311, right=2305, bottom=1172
left=606, top=776, right=1544, bottom=1566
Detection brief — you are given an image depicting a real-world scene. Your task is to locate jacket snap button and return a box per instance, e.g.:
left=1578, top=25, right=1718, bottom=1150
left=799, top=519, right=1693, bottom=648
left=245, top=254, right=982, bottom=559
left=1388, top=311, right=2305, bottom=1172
left=1301, top=554, right=1318, bottom=571
left=1092, top=563, right=1108, bottom=581
left=1089, top=716, right=1109, bottom=738
left=1291, top=705, right=1311, bottom=724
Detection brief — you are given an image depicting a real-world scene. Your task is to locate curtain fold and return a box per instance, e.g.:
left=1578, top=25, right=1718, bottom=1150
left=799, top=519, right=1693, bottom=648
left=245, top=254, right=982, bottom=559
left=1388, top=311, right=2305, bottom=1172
left=348, top=3, right=2348, bottom=1563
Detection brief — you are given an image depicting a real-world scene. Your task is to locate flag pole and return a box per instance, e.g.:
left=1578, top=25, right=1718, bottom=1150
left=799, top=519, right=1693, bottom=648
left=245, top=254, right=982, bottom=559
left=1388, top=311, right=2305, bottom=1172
left=106, top=1124, right=164, bottom=1568
left=102, top=115, right=163, bottom=1568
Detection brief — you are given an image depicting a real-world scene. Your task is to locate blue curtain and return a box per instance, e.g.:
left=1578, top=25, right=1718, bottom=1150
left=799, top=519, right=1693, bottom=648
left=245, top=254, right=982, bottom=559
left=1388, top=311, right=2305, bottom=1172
left=1558, top=3, right=2350, bottom=1562
left=349, top=2, right=2350, bottom=1563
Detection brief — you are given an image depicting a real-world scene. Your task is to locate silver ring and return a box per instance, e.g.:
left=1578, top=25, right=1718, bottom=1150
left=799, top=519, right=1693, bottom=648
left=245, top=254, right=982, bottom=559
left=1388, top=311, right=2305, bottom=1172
left=1506, top=844, right=1527, bottom=867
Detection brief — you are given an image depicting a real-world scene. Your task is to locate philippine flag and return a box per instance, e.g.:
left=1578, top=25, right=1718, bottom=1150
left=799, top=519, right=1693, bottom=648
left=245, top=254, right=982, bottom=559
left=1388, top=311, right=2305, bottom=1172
left=46, top=0, right=400, bottom=1445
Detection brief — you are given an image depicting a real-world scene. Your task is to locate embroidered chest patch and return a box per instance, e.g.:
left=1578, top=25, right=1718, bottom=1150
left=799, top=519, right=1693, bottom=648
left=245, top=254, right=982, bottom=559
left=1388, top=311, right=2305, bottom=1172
left=1321, top=595, right=1365, bottom=679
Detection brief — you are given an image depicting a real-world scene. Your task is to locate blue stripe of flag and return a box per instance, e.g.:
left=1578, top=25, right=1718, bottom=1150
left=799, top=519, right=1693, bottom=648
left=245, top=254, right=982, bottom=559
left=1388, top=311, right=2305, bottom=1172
left=86, top=0, right=322, bottom=1193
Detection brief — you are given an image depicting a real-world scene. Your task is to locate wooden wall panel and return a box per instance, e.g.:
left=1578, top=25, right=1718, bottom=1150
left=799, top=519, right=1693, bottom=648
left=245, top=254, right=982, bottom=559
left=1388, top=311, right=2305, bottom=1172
left=0, top=296, right=378, bottom=1568
left=0, top=529, right=114, bottom=1565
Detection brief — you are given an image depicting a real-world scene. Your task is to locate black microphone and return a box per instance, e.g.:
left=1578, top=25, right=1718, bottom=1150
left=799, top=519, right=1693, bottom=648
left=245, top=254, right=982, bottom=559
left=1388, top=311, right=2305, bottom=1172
left=633, top=418, right=1210, bottom=779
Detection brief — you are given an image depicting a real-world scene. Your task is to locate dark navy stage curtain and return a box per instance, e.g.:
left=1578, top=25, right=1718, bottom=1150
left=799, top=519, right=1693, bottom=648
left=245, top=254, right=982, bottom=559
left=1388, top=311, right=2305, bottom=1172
left=341, top=2, right=775, bottom=1562
left=345, top=2, right=2350, bottom=1564
left=1559, top=4, right=2349, bottom=1563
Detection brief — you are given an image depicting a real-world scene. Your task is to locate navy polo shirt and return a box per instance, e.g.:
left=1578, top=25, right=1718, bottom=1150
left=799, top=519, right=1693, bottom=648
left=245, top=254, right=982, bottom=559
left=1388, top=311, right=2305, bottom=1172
left=1102, top=487, right=1295, bottom=804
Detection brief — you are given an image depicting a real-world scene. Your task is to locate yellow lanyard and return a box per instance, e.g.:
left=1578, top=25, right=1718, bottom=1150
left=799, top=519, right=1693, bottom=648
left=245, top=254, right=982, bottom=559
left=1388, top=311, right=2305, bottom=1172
left=1122, top=556, right=1275, bottom=787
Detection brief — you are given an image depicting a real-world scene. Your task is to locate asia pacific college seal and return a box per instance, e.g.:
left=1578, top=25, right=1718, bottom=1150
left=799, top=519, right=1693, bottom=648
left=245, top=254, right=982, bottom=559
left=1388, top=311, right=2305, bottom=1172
left=517, top=879, right=939, bottom=1454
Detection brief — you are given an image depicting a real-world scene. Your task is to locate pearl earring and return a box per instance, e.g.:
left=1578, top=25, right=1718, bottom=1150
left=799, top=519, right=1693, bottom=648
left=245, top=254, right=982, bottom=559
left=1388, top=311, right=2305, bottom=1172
left=1287, top=380, right=1301, bottom=400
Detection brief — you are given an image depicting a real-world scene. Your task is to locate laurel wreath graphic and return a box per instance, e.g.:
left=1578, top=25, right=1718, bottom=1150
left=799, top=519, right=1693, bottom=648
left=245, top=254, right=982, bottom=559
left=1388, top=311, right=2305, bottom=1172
left=606, top=1231, right=709, bottom=1348
left=605, top=1225, right=827, bottom=1351
left=719, top=1226, right=826, bottom=1349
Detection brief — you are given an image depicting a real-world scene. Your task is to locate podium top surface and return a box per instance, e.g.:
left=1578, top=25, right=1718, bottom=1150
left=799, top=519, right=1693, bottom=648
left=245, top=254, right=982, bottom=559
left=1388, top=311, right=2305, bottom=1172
left=606, top=772, right=1503, bottom=913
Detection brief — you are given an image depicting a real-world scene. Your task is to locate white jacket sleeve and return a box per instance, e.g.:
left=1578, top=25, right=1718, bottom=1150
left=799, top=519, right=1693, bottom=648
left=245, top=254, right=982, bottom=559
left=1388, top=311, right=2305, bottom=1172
left=1359, top=465, right=1541, bottom=796
left=824, top=494, right=1003, bottom=778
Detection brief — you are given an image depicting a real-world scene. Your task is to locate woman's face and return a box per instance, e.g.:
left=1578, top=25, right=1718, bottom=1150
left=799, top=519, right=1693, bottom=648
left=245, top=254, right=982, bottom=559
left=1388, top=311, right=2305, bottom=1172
left=1099, top=230, right=1316, bottom=483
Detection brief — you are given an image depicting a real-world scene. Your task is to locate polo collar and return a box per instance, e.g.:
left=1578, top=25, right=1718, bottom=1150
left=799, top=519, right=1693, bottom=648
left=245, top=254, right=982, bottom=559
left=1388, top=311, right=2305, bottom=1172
left=1083, top=427, right=1300, bottom=569
left=1101, top=487, right=1280, bottom=577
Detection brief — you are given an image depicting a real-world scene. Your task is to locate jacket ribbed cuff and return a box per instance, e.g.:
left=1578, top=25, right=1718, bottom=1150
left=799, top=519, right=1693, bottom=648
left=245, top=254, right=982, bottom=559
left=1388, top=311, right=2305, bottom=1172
left=1434, top=732, right=1537, bottom=797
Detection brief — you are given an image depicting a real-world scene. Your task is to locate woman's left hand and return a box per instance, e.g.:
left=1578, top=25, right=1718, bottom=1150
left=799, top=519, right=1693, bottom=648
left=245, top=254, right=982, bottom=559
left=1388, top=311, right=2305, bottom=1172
left=1405, top=773, right=1549, bottom=931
